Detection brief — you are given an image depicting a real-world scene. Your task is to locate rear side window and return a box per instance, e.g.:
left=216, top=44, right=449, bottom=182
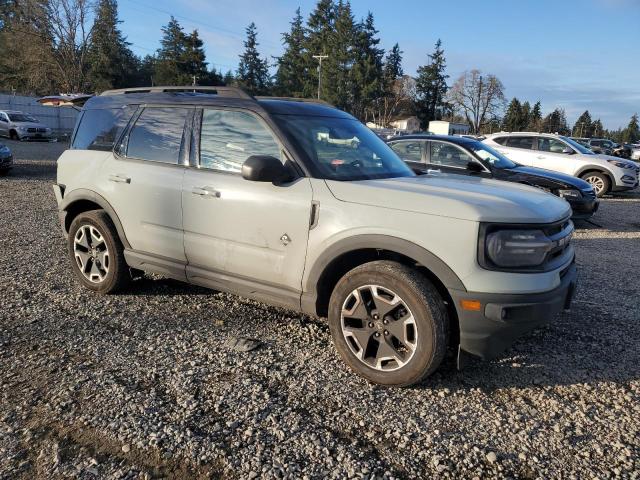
left=505, top=136, right=534, bottom=150
left=126, top=107, right=189, bottom=164
left=72, top=107, right=132, bottom=151
left=199, top=109, right=282, bottom=173
left=389, top=141, right=423, bottom=163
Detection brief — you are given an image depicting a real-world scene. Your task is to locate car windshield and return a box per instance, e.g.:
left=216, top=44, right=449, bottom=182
left=466, top=140, right=517, bottom=169
left=274, top=114, right=415, bottom=181
left=8, top=113, right=38, bottom=122
left=562, top=136, right=594, bottom=155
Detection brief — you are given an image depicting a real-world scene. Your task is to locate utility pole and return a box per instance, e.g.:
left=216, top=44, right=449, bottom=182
left=192, top=75, right=197, bottom=87
left=313, top=54, right=329, bottom=100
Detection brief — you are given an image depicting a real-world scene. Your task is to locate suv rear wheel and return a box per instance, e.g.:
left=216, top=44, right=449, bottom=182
left=68, top=210, right=130, bottom=293
left=581, top=172, right=609, bottom=197
left=328, top=261, right=448, bottom=386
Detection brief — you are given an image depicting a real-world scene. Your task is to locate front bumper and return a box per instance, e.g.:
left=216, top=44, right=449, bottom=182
left=450, top=262, right=577, bottom=360
left=0, top=154, right=13, bottom=170
left=568, top=197, right=599, bottom=219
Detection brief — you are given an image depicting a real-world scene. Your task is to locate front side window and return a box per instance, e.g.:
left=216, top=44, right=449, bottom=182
left=199, top=109, right=282, bottom=173
left=274, top=114, right=414, bottom=181
left=126, top=107, right=189, bottom=164
left=8, top=113, right=38, bottom=122
left=429, top=141, right=474, bottom=168
left=73, top=107, right=133, bottom=151
left=537, top=137, right=571, bottom=154
left=389, top=141, right=423, bottom=163
left=505, top=136, right=534, bottom=150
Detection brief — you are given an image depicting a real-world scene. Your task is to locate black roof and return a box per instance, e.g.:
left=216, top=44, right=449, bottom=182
left=82, top=86, right=351, bottom=119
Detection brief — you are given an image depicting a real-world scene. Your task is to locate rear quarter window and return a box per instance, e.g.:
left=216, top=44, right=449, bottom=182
left=492, top=137, right=507, bottom=145
left=72, top=107, right=133, bottom=151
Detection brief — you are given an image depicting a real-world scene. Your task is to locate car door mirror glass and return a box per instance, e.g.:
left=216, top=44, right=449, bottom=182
left=562, top=147, right=574, bottom=155
left=242, top=155, right=290, bottom=183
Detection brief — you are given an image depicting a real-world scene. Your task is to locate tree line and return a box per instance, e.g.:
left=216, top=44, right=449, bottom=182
left=0, top=0, right=637, bottom=140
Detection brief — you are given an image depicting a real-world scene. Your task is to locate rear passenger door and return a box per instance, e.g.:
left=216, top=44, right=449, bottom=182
left=182, top=107, right=313, bottom=299
left=499, top=136, right=537, bottom=166
left=99, top=106, right=192, bottom=269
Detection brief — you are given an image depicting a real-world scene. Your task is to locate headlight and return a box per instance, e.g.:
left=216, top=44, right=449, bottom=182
left=557, top=189, right=582, bottom=199
left=17, top=126, right=27, bottom=131
left=0, top=146, right=9, bottom=153
left=607, top=159, right=634, bottom=169
left=485, top=229, right=552, bottom=267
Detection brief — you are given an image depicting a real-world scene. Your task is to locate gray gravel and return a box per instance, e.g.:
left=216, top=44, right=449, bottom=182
left=1, top=140, right=639, bottom=479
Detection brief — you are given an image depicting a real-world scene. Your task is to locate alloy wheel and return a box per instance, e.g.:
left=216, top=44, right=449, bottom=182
left=340, top=285, right=418, bottom=371
left=584, top=175, right=605, bottom=195
left=73, top=225, right=110, bottom=283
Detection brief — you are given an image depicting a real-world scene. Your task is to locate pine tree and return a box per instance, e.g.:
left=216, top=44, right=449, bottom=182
left=415, top=39, right=449, bottom=129
left=237, top=22, right=271, bottom=95
left=326, top=0, right=356, bottom=110
left=520, top=101, right=531, bottom=130
left=303, top=0, right=336, bottom=99
left=222, top=70, right=235, bottom=86
left=528, top=101, right=543, bottom=131
left=383, top=43, right=403, bottom=87
left=155, top=17, right=188, bottom=85
left=182, top=29, right=208, bottom=84
left=622, top=113, right=640, bottom=144
left=572, top=110, right=593, bottom=137
left=543, top=108, right=570, bottom=135
left=274, top=8, right=306, bottom=97
left=87, top=0, right=137, bottom=91
left=351, top=11, right=384, bottom=120
left=502, top=98, right=522, bottom=132
left=592, top=118, right=604, bottom=138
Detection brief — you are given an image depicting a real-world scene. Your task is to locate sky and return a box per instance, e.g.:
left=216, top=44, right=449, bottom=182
left=118, top=0, right=640, bottom=129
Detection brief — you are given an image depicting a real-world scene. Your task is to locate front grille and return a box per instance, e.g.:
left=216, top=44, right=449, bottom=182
left=26, top=127, right=47, bottom=133
left=543, top=220, right=574, bottom=269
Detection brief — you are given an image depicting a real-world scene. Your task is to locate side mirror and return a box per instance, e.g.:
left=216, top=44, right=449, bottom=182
left=467, top=161, right=484, bottom=173
left=562, top=147, right=574, bottom=155
left=242, top=155, right=290, bottom=183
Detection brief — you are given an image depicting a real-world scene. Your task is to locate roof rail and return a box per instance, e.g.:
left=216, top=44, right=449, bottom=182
left=100, top=86, right=254, bottom=100
left=255, top=96, right=334, bottom=107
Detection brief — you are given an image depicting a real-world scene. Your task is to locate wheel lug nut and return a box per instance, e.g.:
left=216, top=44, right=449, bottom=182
left=383, top=319, right=389, bottom=324
left=384, top=330, right=389, bottom=336
left=373, top=314, right=379, bottom=320
left=368, top=322, right=374, bottom=328
left=374, top=332, right=380, bottom=337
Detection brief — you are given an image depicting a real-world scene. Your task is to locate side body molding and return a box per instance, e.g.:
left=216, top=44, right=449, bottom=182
left=56, top=188, right=132, bottom=249
left=301, top=234, right=467, bottom=315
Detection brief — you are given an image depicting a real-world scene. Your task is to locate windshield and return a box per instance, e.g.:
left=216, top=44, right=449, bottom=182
left=8, top=113, right=38, bottom=123
left=561, top=136, right=594, bottom=155
left=274, top=114, right=415, bottom=181
left=466, top=140, right=518, bottom=169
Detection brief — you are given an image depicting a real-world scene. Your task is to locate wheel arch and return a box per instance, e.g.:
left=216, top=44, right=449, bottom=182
left=576, top=166, right=614, bottom=186
left=302, top=235, right=465, bottom=345
left=59, top=189, right=131, bottom=249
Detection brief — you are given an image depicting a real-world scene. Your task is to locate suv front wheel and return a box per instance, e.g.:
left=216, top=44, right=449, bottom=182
left=328, top=261, right=448, bottom=386
left=68, top=210, right=130, bottom=294
left=581, top=172, right=609, bottom=197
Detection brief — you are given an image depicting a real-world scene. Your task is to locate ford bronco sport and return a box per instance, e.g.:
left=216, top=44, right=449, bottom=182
left=53, top=86, right=577, bottom=386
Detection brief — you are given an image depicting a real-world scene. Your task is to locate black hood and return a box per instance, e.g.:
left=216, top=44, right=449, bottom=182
left=494, top=165, right=592, bottom=191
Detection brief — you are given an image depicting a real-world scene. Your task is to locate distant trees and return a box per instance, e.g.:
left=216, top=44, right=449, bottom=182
left=448, top=70, right=505, bottom=134
left=236, top=22, right=271, bottom=95
left=415, top=39, right=449, bottom=129
left=621, top=114, right=639, bottom=143
left=542, top=107, right=570, bottom=135
left=273, top=8, right=306, bottom=97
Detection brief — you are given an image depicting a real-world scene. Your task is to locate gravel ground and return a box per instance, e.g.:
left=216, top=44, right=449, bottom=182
left=1, top=140, right=639, bottom=479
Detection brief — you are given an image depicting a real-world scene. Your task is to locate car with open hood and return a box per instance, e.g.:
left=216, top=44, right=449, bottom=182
left=388, top=134, right=599, bottom=220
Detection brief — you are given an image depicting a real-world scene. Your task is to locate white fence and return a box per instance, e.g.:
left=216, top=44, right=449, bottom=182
left=0, top=93, right=79, bottom=137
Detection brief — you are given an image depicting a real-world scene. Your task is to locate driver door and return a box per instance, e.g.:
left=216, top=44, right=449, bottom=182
left=532, top=137, right=576, bottom=175
left=182, top=108, right=313, bottom=297
left=426, top=141, right=488, bottom=176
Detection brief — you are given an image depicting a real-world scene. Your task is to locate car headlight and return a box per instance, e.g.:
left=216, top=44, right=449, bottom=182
left=16, top=126, right=27, bottom=131
left=557, top=189, right=582, bottom=199
left=0, top=146, right=9, bottom=153
left=607, top=159, right=634, bottom=169
left=485, top=229, right=552, bottom=268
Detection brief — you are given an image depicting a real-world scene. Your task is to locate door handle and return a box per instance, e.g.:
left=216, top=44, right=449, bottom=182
left=108, top=174, right=131, bottom=184
left=536, top=155, right=546, bottom=159
left=192, top=186, right=221, bottom=198
left=426, top=169, right=441, bottom=174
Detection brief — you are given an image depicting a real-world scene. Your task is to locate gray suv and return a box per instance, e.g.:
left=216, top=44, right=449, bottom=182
left=53, top=86, right=577, bottom=386
left=0, top=110, right=53, bottom=141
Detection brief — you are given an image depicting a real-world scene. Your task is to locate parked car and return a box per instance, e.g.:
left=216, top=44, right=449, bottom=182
left=630, top=144, right=640, bottom=161
left=388, top=135, right=599, bottom=220
left=53, top=86, right=577, bottom=386
left=0, top=142, right=13, bottom=174
left=587, top=138, right=631, bottom=158
left=483, top=132, right=639, bottom=197
left=0, top=110, right=53, bottom=141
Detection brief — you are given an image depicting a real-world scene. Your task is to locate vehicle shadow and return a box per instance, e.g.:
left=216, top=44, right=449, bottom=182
left=124, top=276, right=212, bottom=296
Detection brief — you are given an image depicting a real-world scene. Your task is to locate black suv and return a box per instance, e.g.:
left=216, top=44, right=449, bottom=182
left=388, top=135, right=599, bottom=220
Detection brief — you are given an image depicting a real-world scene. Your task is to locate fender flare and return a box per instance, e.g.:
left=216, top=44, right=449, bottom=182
left=575, top=165, right=615, bottom=181
left=303, top=234, right=466, bottom=294
left=59, top=189, right=131, bottom=249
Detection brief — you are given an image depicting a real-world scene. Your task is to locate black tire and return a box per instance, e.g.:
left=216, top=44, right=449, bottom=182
left=67, top=209, right=130, bottom=294
left=580, top=172, right=609, bottom=197
left=328, top=260, right=448, bottom=386
left=9, top=130, right=17, bottom=141
left=0, top=169, right=9, bottom=176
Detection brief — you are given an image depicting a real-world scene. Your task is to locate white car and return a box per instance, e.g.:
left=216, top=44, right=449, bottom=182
left=0, top=110, right=53, bottom=141
left=483, top=132, right=639, bottom=197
